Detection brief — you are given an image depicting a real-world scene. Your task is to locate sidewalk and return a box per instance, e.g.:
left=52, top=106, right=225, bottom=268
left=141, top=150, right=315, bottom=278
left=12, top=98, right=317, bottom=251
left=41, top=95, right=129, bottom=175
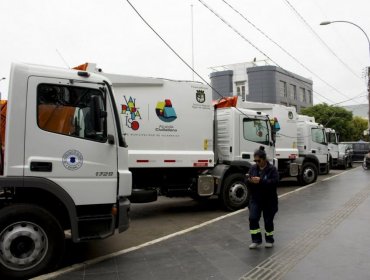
left=42, top=167, right=370, bottom=280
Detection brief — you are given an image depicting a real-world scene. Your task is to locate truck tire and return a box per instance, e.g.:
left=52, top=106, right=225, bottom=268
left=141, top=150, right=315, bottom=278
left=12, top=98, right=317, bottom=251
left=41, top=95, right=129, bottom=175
left=220, top=173, right=249, bottom=211
left=0, top=204, right=65, bottom=279
left=298, top=163, right=318, bottom=185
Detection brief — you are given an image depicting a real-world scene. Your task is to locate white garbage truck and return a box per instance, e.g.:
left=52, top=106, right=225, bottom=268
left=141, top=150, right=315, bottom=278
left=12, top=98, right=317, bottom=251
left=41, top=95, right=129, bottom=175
left=79, top=63, right=279, bottom=212
left=0, top=63, right=132, bottom=279
left=239, top=102, right=329, bottom=185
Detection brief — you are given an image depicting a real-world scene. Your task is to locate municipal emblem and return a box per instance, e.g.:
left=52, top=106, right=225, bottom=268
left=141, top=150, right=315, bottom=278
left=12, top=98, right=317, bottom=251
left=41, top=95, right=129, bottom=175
left=288, top=111, right=294, bottom=120
left=196, top=90, right=206, bottom=103
left=62, top=150, right=83, bottom=171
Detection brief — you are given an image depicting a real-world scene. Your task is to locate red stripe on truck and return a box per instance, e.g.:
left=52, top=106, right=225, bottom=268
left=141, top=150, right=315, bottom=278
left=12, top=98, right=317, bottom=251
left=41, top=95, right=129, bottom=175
left=136, top=160, right=149, bottom=163
left=164, top=160, right=176, bottom=163
left=194, top=162, right=208, bottom=167
left=198, top=160, right=208, bottom=162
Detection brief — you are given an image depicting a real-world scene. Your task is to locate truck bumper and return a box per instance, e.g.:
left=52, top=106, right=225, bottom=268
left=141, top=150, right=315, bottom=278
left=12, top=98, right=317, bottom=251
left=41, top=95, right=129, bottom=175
left=118, top=197, right=130, bottom=233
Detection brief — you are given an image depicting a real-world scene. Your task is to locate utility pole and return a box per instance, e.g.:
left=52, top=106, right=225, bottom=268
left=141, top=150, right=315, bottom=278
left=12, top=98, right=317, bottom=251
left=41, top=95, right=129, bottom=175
left=191, top=4, right=195, bottom=81
left=368, top=66, right=370, bottom=134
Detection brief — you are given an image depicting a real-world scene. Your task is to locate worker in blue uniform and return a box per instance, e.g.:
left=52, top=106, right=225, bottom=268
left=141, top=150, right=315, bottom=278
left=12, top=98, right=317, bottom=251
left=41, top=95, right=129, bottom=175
left=247, top=146, right=279, bottom=249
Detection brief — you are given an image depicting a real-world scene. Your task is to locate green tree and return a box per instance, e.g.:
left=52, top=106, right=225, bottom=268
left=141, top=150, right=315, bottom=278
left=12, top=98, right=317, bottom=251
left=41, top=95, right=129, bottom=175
left=301, top=103, right=353, bottom=141
left=350, top=116, right=369, bottom=141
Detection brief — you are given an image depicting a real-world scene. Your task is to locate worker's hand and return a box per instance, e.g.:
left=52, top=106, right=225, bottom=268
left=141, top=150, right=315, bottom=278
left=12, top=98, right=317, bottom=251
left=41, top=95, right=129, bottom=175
left=250, top=177, right=260, bottom=184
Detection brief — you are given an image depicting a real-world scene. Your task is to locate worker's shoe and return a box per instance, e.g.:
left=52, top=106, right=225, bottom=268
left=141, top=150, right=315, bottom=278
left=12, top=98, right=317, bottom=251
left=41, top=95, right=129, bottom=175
left=265, top=242, right=274, bottom=248
left=249, top=242, right=262, bottom=249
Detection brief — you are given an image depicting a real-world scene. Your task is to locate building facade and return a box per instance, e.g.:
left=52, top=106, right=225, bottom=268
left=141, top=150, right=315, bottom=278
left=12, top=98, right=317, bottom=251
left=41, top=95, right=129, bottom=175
left=210, top=64, right=313, bottom=112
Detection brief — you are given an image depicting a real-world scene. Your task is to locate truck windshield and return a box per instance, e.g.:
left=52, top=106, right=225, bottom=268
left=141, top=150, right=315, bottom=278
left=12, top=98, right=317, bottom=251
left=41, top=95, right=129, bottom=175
left=326, top=132, right=337, bottom=144
left=312, top=128, right=326, bottom=144
left=243, top=119, right=270, bottom=145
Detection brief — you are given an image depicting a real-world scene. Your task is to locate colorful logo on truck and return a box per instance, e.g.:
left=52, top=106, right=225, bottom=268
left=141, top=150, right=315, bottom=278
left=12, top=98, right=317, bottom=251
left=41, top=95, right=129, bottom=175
left=155, top=99, right=177, bottom=123
left=121, top=96, right=141, bottom=131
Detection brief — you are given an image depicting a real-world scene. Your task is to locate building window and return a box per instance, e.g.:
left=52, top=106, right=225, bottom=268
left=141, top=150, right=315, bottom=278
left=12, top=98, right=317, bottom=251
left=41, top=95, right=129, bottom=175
left=235, top=81, right=246, bottom=100
left=300, top=87, right=306, bottom=102
left=279, top=81, right=287, bottom=98
left=308, top=90, right=312, bottom=103
left=290, top=84, right=297, bottom=100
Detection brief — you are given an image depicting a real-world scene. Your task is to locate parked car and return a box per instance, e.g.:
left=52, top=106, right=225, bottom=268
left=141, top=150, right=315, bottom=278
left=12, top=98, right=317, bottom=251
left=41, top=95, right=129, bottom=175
left=339, top=141, right=369, bottom=162
left=338, top=143, right=353, bottom=169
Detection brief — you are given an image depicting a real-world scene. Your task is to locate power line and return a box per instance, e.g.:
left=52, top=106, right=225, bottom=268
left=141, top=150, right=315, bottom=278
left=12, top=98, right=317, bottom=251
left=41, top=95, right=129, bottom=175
left=197, top=0, right=335, bottom=104
left=124, top=0, right=332, bottom=142
left=124, top=0, right=362, bottom=141
left=332, top=92, right=367, bottom=106
left=125, top=0, right=259, bottom=119
left=220, top=0, right=361, bottom=105
left=282, top=0, right=362, bottom=81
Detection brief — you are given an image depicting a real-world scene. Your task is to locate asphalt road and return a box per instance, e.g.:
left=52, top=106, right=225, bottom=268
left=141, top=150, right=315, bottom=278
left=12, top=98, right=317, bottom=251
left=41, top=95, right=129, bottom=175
left=61, top=166, right=352, bottom=267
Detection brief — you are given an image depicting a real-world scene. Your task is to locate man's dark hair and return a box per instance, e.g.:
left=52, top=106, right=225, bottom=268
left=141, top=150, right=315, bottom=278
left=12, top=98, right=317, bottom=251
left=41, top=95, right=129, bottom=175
left=254, top=146, right=267, bottom=160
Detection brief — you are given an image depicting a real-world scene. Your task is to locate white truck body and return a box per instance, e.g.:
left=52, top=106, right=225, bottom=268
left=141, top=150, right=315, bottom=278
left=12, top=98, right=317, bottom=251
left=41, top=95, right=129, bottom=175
left=239, top=101, right=329, bottom=183
left=0, top=63, right=132, bottom=279
left=107, top=74, right=214, bottom=168
left=85, top=64, right=276, bottom=212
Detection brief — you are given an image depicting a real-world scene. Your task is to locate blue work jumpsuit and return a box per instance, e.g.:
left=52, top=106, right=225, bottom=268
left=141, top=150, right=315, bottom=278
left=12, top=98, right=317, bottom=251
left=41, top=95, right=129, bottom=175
left=248, top=162, right=279, bottom=243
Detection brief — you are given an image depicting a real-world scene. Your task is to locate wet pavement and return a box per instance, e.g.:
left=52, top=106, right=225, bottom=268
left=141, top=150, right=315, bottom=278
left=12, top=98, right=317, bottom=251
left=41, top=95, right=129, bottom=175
left=35, top=166, right=369, bottom=280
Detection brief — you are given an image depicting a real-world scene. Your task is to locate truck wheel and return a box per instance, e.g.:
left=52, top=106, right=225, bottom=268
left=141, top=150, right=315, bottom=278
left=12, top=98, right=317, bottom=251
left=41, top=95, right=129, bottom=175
left=298, top=163, right=318, bottom=185
left=220, top=173, right=249, bottom=211
left=0, top=204, right=65, bottom=279
left=343, top=159, right=347, bottom=170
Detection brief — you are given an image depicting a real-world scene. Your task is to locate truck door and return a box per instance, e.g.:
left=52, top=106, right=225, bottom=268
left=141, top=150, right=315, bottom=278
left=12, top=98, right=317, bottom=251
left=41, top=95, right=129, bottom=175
left=310, top=127, right=328, bottom=164
left=239, top=117, right=272, bottom=163
left=24, top=77, right=119, bottom=206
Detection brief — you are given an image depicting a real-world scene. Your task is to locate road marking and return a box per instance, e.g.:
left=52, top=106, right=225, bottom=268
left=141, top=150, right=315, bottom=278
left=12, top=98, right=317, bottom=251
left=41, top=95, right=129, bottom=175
left=32, top=167, right=359, bottom=280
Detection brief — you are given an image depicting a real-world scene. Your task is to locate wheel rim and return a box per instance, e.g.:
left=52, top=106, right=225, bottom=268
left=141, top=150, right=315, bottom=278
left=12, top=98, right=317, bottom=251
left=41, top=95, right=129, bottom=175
left=0, top=222, right=48, bottom=271
left=228, top=182, right=248, bottom=205
left=303, top=167, right=315, bottom=183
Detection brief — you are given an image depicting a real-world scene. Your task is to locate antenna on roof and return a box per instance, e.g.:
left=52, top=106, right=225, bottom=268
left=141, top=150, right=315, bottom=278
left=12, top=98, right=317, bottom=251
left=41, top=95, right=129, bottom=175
left=56, top=49, right=70, bottom=69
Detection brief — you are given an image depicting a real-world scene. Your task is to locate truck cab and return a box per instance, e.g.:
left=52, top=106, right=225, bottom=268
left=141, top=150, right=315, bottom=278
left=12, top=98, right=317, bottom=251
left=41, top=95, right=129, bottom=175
left=325, top=127, right=339, bottom=168
left=0, top=63, right=132, bottom=279
left=297, top=115, right=329, bottom=175
left=215, top=106, right=275, bottom=166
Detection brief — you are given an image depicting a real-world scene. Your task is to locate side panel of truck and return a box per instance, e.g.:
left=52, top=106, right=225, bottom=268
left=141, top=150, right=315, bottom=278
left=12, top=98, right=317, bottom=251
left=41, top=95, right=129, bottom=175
left=112, top=80, right=214, bottom=168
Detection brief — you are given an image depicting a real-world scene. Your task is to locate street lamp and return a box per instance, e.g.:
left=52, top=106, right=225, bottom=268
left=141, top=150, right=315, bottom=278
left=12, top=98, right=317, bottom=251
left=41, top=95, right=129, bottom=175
left=320, top=20, right=370, bottom=134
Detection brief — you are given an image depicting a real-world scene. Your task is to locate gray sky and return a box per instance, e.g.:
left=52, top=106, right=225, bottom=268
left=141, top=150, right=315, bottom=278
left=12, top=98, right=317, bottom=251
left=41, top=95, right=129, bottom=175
left=1, top=0, right=369, bottom=105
